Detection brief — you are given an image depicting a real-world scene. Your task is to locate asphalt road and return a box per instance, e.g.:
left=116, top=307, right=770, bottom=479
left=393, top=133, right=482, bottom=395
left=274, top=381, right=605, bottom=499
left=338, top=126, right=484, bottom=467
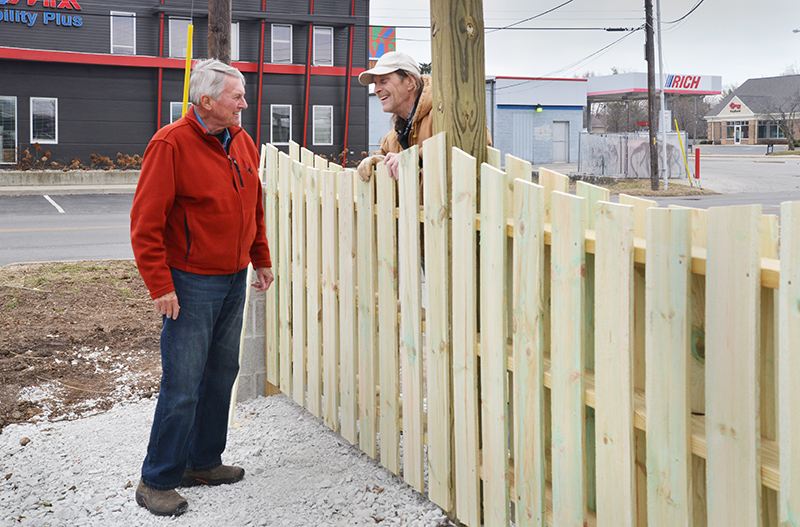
left=0, top=194, right=134, bottom=267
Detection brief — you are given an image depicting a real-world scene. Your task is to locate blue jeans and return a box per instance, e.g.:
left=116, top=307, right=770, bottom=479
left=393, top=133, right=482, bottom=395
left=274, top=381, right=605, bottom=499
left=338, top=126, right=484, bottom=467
left=141, top=267, right=248, bottom=490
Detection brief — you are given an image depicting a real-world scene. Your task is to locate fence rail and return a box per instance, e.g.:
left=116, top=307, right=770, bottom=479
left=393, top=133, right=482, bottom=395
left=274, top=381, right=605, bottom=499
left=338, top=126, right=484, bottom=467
left=253, top=133, right=796, bottom=526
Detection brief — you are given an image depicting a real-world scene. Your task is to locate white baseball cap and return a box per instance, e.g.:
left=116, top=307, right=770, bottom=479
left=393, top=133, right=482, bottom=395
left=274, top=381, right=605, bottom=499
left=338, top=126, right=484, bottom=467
left=358, top=51, right=420, bottom=86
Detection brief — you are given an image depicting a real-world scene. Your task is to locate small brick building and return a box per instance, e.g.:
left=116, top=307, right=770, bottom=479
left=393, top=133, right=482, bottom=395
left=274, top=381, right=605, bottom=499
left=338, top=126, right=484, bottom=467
left=705, top=75, right=800, bottom=146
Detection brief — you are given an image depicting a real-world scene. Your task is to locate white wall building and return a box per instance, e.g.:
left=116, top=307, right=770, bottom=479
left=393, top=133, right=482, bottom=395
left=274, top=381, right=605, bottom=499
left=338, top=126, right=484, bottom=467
left=486, top=76, right=588, bottom=164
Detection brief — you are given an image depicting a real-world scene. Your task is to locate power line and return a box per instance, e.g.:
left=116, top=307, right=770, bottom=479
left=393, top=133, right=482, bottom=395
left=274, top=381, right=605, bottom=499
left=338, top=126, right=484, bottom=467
left=663, top=0, right=705, bottom=24
left=494, top=26, right=643, bottom=92
left=485, top=0, right=576, bottom=34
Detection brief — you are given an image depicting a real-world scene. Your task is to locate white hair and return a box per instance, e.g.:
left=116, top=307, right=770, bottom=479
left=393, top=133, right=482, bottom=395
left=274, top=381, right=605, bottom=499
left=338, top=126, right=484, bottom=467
left=189, top=58, right=245, bottom=105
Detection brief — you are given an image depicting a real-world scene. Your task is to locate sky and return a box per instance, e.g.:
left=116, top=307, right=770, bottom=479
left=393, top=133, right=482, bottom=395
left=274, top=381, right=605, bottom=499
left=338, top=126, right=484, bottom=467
left=369, top=0, right=800, bottom=89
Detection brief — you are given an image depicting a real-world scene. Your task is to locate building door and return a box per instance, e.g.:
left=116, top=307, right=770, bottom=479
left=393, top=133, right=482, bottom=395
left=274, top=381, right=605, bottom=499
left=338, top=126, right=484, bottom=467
left=553, top=121, right=569, bottom=162
left=512, top=112, right=535, bottom=163
left=734, top=124, right=742, bottom=145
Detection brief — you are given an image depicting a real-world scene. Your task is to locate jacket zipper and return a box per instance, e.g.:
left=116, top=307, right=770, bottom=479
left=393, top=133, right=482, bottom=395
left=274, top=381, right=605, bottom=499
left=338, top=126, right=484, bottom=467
left=183, top=213, right=191, bottom=261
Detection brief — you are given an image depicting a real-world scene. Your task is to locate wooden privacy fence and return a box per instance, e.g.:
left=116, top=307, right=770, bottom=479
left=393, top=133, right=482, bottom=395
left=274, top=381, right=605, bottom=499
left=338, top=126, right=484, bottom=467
left=252, top=133, right=800, bottom=526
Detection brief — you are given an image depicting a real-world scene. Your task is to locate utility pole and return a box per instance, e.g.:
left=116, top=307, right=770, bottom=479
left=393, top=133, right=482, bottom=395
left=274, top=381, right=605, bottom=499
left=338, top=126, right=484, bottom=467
left=208, top=0, right=232, bottom=64
left=430, top=0, right=488, bottom=172
left=645, top=0, right=659, bottom=191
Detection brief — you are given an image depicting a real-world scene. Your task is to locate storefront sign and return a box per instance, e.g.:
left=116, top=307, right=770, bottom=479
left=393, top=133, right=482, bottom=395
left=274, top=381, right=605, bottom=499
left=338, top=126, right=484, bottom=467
left=665, top=75, right=701, bottom=90
left=0, top=0, right=82, bottom=27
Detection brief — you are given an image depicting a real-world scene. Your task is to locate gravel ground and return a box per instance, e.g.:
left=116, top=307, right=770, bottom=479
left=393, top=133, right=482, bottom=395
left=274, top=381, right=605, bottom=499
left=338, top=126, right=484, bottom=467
left=0, top=394, right=452, bottom=527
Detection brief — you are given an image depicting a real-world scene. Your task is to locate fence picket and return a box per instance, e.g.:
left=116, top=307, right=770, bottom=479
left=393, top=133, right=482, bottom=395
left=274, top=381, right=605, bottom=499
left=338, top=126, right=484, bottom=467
left=289, top=140, right=300, bottom=161
left=645, top=207, right=692, bottom=527
left=550, top=190, right=587, bottom=527
left=760, top=214, right=779, bottom=527
left=376, top=162, right=400, bottom=474
left=422, top=133, right=453, bottom=510
left=321, top=169, right=340, bottom=432
left=594, top=201, right=635, bottom=527
left=669, top=204, right=709, bottom=527
left=357, top=172, right=378, bottom=459
left=513, top=178, right=546, bottom=527
left=261, top=144, right=280, bottom=387
left=306, top=167, right=323, bottom=417
left=780, top=201, right=800, bottom=526
left=339, top=170, right=358, bottom=444
left=451, top=148, right=480, bottom=526
left=706, top=205, right=762, bottom=526
left=301, top=147, right=314, bottom=167
left=397, top=146, right=424, bottom=492
left=481, top=162, right=510, bottom=526
left=539, top=168, right=569, bottom=223
left=291, top=160, right=307, bottom=406
left=278, top=152, right=293, bottom=393
left=576, top=181, right=609, bottom=513
left=619, top=193, right=656, bottom=527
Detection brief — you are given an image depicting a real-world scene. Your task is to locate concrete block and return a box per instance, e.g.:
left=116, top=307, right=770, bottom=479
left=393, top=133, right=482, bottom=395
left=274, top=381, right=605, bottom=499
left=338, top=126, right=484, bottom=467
left=240, top=336, right=266, bottom=373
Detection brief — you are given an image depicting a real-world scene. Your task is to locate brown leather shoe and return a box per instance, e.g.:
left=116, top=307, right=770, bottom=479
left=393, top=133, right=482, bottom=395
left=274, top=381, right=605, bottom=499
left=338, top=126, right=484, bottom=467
left=135, top=479, right=188, bottom=516
left=181, top=464, right=245, bottom=487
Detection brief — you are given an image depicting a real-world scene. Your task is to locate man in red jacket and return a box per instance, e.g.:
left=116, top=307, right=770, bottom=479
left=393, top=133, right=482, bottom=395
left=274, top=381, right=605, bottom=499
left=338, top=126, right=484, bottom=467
left=130, top=58, right=273, bottom=517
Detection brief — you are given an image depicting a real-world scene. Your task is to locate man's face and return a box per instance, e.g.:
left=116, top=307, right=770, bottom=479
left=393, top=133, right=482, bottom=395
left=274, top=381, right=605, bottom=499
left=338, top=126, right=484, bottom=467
left=373, top=72, right=416, bottom=117
left=203, top=75, right=247, bottom=133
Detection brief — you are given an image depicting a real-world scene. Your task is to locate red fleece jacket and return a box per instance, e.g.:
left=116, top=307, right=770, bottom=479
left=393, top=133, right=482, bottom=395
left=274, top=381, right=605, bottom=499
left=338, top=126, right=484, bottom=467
left=130, top=107, right=272, bottom=300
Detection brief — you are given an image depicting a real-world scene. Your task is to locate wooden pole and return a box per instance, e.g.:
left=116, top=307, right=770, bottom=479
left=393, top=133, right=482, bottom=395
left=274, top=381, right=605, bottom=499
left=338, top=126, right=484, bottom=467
left=208, top=0, right=232, bottom=64
left=429, top=0, right=487, bottom=172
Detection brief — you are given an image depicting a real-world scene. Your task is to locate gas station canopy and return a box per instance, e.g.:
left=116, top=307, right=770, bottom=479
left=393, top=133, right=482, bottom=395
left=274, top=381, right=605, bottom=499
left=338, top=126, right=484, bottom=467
left=586, top=72, right=722, bottom=103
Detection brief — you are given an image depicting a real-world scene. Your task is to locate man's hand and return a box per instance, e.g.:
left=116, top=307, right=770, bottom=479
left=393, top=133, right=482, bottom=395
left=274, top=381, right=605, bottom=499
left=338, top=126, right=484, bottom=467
left=356, top=154, right=385, bottom=182
left=252, top=267, right=274, bottom=292
left=383, top=152, right=401, bottom=180
left=154, top=290, right=180, bottom=320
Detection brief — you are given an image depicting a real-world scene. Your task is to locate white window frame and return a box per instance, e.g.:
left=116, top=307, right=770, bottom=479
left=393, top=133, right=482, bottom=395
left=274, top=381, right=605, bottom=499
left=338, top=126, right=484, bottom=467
left=30, top=97, right=58, bottom=144
left=170, top=101, right=192, bottom=123
left=270, top=104, right=292, bottom=145
left=230, top=22, right=240, bottom=62
left=0, top=96, right=18, bottom=164
left=312, top=105, right=333, bottom=146
left=271, top=24, right=292, bottom=64
left=313, top=27, right=333, bottom=67
left=169, top=18, right=191, bottom=59
left=110, top=11, right=136, bottom=55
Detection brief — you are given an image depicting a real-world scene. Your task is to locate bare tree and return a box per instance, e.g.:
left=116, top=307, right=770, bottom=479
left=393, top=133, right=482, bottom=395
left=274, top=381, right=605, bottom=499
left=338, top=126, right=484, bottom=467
left=766, top=90, right=800, bottom=150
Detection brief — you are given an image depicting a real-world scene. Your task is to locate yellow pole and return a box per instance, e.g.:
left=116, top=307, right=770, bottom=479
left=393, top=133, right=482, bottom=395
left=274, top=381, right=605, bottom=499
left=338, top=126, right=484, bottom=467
left=674, top=119, right=694, bottom=187
left=182, top=24, right=194, bottom=117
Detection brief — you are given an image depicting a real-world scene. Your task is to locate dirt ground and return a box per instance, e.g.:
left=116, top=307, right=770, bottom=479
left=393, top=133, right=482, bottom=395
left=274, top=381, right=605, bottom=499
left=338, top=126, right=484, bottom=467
left=0, top=260, right=162, bottom=432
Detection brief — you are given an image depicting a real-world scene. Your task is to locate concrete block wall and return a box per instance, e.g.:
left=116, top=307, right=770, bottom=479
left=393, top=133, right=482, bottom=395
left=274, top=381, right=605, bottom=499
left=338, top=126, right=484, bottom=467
left=236, top=287, right=267, bottom=402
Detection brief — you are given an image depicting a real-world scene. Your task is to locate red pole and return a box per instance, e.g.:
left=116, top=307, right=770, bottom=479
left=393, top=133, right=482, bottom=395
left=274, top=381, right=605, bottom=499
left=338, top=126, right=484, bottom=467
left=694, top=147, right=700, bottom=179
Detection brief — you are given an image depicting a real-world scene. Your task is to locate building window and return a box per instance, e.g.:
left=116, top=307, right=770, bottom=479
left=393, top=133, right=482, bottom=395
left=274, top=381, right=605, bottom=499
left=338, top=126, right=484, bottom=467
left=170, top=102, right=192, bottom=123
left=30, top=97, right=57, bottom=144
left=271, top=105, right=291, bottom=145
left=313, top=27, right=333, bottom=66
left=271, top=24, right=292, bottom=64
left=313, top=105, right=333, bottom=145
left=0, top=96, right=17, bottom=164
left=231, top=22, right=239, bottom=61
left=110, top=11, right=136, bottom=55
left=758, top=121, right=786, bottom=140
left=169, top=18, right=191, bottom=58
left=726, top=120, right=749, bottom=140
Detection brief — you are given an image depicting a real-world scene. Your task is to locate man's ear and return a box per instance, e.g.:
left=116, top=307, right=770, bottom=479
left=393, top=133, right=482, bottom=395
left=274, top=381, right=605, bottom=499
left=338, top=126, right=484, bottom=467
left=200, top=94, right=214, bottom=110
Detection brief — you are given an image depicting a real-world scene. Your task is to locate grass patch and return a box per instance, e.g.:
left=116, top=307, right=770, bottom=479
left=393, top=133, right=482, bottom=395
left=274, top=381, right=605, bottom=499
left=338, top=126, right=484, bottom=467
left=767, top=150, right=800, bottom=157
left=586, top=178, right=717, bottom=197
